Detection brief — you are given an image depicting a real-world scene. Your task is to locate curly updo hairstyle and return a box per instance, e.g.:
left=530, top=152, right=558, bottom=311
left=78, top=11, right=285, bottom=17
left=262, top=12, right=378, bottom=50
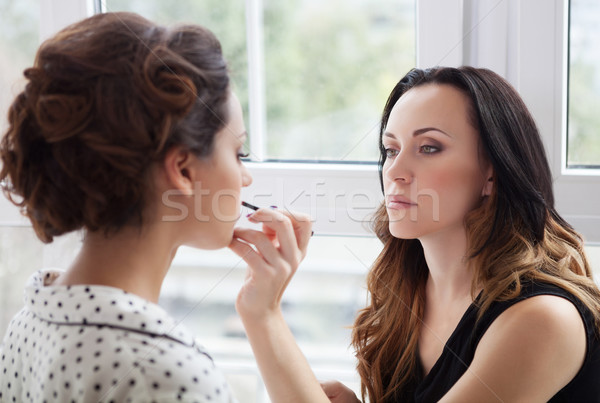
left=0, top=12, right=230, bottom=243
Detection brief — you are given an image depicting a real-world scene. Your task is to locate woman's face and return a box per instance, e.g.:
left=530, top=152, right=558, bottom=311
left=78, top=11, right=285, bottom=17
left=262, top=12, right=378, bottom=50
left=382, top=84, right=492, bottom=241
left=189, top=92, right=253, bottom=249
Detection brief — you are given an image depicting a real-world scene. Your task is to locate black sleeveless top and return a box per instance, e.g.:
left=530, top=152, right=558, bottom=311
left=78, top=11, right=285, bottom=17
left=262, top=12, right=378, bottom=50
left=402, top=282, right=600, bottom=402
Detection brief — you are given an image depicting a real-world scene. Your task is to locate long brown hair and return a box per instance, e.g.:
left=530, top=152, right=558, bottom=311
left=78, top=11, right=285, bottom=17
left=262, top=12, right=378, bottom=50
left=351, top=66, right=600, bottom=402
left=0, top=12, right=230, bottom=243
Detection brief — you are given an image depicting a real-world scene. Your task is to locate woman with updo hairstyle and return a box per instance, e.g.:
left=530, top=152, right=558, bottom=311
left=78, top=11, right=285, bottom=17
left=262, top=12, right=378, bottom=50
left=0, top=12, right=312, bottom=401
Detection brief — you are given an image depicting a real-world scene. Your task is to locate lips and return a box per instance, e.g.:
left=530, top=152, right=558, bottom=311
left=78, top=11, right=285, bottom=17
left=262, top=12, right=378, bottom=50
left=386, top=195, right=417, bottom=210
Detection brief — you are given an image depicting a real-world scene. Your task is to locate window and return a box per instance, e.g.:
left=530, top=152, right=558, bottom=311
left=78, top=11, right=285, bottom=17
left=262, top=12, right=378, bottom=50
left=1, top=2, right=597, bottom=403
left=106, top=0, right=415, bottom=162
left=568, top=0, right=600, bottom=167
left=0, top=0, right=40, bottom=136
left=260, top=0, right=414, bottom=161
left=431, top=0, right=600, bottom=244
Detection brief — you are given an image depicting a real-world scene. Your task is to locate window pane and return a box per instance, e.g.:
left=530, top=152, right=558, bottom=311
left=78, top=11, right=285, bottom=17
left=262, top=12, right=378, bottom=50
left=0, top=0, right=40, bottom=135
left=0, top=227, right=44, bottom=333
left=568, top=0, right=600, bottom=167
left=264, top=0, right=415, bottom=161
left=106, top=0, right=249, bottom=132
left=588, top=244, right=600, bottom=285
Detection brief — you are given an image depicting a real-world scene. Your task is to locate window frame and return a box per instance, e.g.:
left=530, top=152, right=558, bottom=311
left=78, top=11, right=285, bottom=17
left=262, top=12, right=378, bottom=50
left=416, top=0, right=600, bottom=243
left=0, top=1, right=598, bottom=402
left=2, top=0, right=597, bottom=241
left=516, top=0, right=600, bottom=244
left=243, top=0, right=600, bottom=242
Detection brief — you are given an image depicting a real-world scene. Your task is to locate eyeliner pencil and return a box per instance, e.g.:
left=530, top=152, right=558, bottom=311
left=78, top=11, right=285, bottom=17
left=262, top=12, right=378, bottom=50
left=241, top=201, right=259, bottom=211
left=241, top=201, right=314, bottom=236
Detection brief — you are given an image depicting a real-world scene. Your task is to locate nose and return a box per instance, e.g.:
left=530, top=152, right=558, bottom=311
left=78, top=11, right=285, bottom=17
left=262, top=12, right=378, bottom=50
left=241, top=163, right=253, bottom=187
left=383, top=152, right=413, bottom=184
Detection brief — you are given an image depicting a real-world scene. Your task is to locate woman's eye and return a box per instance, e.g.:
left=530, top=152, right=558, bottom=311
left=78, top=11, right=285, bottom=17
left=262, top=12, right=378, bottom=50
left=420, top=145, right=440, bottom=154
left=237, top=151, right=250, bottom=160
left=384, top=148, right=399, bottom=158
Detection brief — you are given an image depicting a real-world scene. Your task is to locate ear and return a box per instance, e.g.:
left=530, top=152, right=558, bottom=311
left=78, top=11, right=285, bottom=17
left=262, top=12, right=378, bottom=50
left=482, top=166, right=494, bottom=197
left=162, top=146, right=198, bottom=196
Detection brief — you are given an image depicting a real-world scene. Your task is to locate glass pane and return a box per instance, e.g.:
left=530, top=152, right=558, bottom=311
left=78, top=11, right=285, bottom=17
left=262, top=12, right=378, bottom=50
left=568, top=0, right=600, bottom=167
left=106, top=0, right=249, bottom=132
left=0, top=0, right=40, bottom=135
left=587, top=244, right=600, bottom=284
left=264, top=0, right=415, bottom=162
left=0, top=226, right=44, bottom=333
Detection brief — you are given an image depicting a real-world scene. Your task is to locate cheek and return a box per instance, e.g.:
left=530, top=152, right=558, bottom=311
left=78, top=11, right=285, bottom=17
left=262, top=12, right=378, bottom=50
left=423, top=165, right=483, bottom=214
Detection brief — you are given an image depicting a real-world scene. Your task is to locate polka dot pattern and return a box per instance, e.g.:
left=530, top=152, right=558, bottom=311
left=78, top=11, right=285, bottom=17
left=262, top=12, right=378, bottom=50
left=0, top=269, right=237, bottom=402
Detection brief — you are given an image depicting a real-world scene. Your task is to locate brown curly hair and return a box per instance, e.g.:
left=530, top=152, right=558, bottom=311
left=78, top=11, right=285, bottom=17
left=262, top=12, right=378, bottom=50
left=0, top=12, right=230, bottom=243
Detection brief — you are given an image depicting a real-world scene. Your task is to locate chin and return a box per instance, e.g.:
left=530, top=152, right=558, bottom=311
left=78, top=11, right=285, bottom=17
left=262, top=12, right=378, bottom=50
left=388, top=223, right=421, bottom=240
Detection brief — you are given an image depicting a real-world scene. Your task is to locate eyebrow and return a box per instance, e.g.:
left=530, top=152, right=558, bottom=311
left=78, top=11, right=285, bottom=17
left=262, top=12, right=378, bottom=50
left=383, top=127, right=451, bottom=138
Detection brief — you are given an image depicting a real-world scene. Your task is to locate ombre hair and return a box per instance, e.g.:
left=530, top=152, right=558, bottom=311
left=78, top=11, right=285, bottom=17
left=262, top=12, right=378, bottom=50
left=351, top=66, right=600, bottom=402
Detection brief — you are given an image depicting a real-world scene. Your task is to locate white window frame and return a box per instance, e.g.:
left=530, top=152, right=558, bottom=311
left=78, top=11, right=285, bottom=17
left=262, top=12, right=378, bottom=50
left=417, top=0, right=600, bottom=243
left=1, top=1, right=598, bottom=401
left=2, top=0, right=597, bottom=240
left=244, top=0, right=600, bottom=242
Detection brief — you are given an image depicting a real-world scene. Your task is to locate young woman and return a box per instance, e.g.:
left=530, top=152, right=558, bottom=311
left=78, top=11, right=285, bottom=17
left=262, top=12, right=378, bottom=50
left=232, top=67, right=600, bottom=402
left=0, top=12, right=311, bottom=402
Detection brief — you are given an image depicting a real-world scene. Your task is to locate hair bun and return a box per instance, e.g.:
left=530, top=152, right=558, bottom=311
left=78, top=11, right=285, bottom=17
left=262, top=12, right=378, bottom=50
left=0, top=12, right=230, bottom=243
left=35, top=93, right=92, bottom=143
left=22, top=66, right=92, bottom=144
left=143, top=48, right=198, bottom=116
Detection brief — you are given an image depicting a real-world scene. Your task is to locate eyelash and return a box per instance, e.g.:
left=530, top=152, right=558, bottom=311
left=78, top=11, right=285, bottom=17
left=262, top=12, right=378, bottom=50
left=420, top=145, right=440, bottom=154
left=384, top=148, right=399, bottom=158
left=237, top=151, right=250, bottom=160
left=384, top=145, right=441, bottom=158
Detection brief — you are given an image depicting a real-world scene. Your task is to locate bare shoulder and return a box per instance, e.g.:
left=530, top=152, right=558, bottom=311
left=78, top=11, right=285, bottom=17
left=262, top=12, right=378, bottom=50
left=440, top=294, right=587, bottom=402
left=479, top=294, right=586, bottom=370
left=493, top=293, right=585, bottom=333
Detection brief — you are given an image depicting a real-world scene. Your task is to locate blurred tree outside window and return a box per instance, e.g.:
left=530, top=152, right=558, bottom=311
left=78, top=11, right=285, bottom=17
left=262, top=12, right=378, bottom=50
left=263, top=0, right=414, bottom=161
left=569, top=0, right=600, bottom=167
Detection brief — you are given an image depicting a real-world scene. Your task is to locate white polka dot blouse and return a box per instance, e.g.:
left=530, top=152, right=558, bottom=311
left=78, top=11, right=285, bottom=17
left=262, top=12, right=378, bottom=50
left=0, top=269, right=238, bottom=402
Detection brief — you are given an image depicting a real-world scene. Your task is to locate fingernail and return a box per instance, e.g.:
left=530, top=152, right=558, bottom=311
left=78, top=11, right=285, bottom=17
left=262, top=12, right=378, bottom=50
left=246, top=213, right=253, bottom=218
left=270, top=205, right=278, bottom=209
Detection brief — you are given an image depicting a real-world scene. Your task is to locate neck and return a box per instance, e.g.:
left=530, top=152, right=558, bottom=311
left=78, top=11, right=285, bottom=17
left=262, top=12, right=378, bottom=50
left=54, top=224, right=178, bottom=303
left=419, top=225, right=476, bottom=304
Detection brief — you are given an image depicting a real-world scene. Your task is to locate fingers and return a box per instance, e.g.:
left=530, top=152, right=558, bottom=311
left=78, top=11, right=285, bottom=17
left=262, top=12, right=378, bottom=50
left=228, top=236, right=265, bottom=268
left=248, top=208, right=312, bottom=261
left=230, top=227, right=283, bottom=266
left=319, top=380, right=361, bottom=403
left=277, top=208, right=312, bottom=254
left=319, top=380, right=337, bottom=398
left=231, top=208, right=312, bottom=317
